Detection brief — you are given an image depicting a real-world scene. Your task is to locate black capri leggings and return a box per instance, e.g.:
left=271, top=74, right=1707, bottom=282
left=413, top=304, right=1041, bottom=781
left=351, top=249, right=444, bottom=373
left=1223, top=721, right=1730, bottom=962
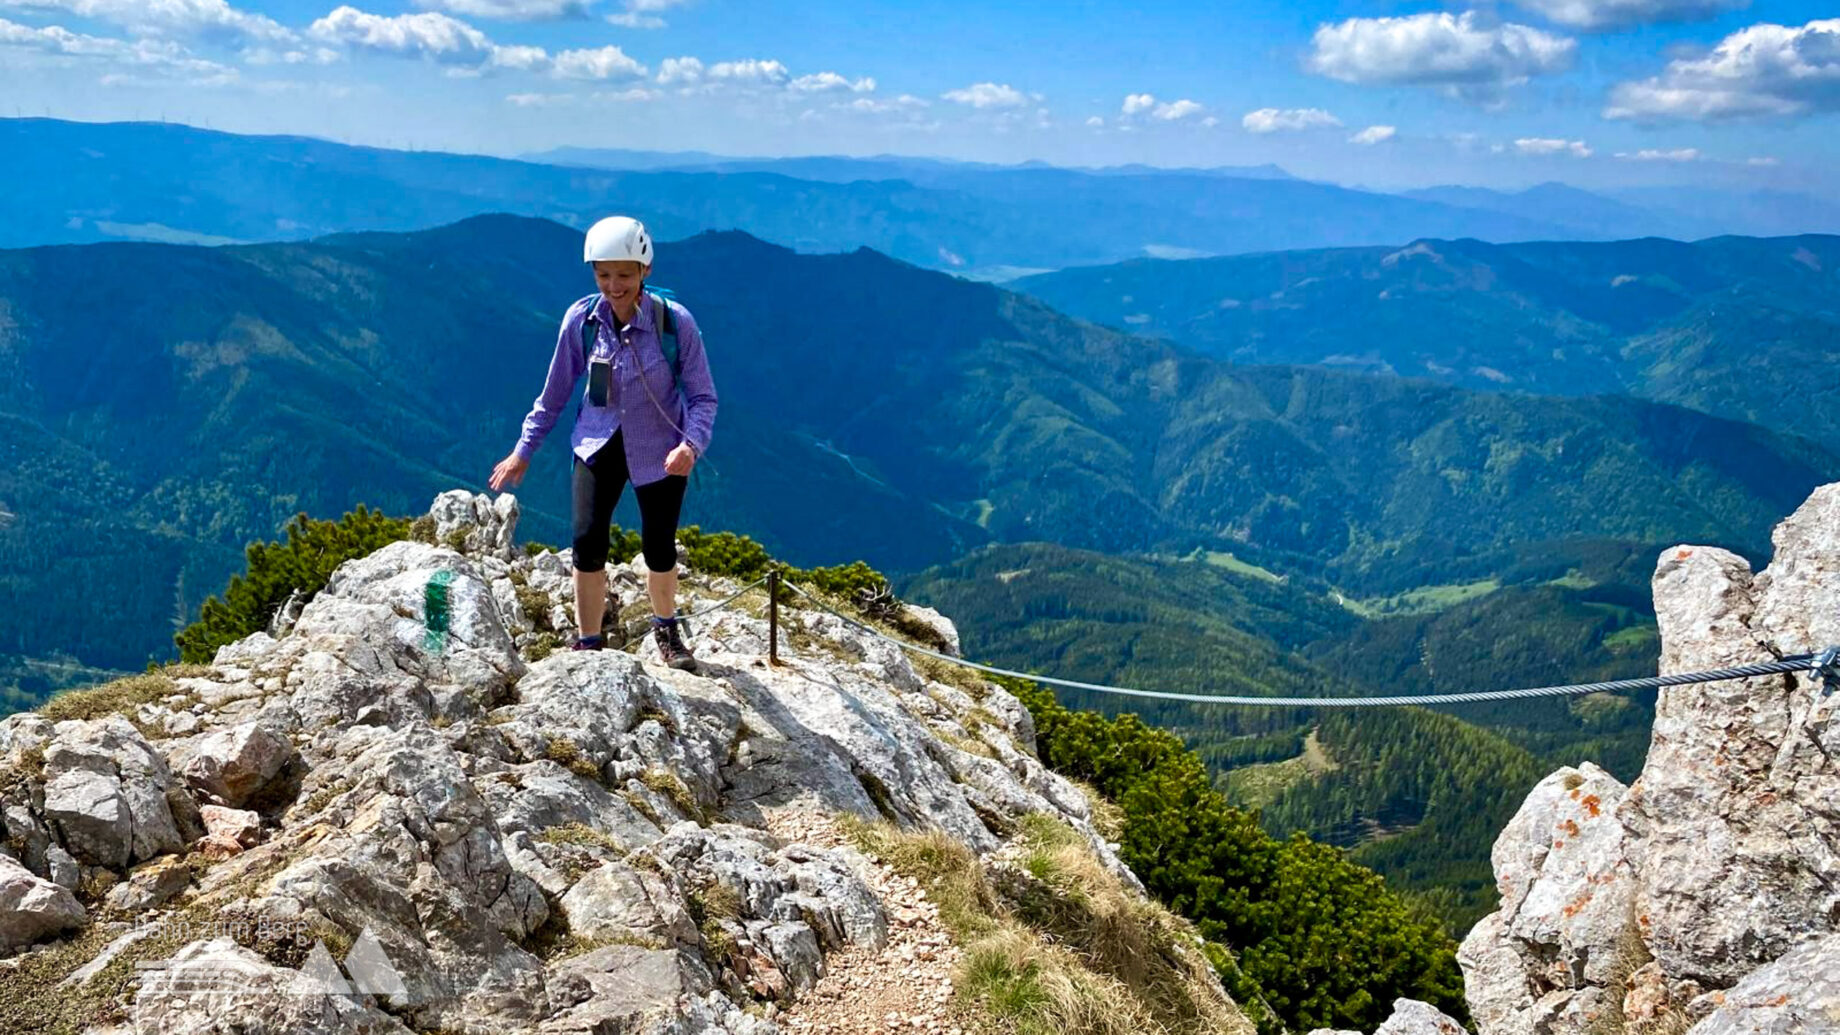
left=571, top=430, right=688, bottom=574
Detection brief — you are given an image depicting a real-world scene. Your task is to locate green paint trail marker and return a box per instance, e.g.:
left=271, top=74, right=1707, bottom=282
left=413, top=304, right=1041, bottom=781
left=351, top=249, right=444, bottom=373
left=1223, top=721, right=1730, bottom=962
left=424, top=569, right=456, bottom=653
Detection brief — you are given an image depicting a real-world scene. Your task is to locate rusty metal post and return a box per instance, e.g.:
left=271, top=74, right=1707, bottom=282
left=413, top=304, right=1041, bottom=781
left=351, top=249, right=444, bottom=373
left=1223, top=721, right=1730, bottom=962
left=767, top=568, right=781, bottom=666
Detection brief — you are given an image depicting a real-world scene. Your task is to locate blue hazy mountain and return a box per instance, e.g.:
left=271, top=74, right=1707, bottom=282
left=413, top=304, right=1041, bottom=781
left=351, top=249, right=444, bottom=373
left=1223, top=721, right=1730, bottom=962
left=7, top=117, right=1583, bottom=273
left=1014, top=233, right=1840, bottom=454
left=1399, top=182, right=1716, bottom=241
left=5, top=215, right=1836, bottom=688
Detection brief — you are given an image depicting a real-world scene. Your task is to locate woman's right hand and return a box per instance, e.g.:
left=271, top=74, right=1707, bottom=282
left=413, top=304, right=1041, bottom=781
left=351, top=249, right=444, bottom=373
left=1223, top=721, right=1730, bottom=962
left=489, top=453, right=529, bottom=492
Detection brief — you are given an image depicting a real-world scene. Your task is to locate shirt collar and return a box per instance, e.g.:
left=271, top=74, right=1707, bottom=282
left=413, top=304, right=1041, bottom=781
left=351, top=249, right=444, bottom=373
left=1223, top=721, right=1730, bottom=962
left=595, top=291, right=654, bottom=333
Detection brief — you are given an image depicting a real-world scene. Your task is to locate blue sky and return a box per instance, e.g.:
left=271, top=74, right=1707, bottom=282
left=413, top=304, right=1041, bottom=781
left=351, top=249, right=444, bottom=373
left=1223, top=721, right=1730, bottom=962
left=1, top=0, right=1835, bottom=192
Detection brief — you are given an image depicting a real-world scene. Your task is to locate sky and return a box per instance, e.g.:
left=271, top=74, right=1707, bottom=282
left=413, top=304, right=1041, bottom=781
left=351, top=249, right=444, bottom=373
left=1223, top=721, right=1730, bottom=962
left=0, top=0, right=1836, bottom=193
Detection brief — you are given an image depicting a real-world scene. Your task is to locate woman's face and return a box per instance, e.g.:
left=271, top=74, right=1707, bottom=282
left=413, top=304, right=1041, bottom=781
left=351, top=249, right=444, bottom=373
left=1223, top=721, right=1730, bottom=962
left=593, top=260, right=649, bottom=312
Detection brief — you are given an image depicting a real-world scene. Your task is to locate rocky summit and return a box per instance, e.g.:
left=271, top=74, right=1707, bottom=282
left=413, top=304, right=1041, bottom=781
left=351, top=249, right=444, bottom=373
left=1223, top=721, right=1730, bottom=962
left=1460, top=483, right=1840, bottom=1035
left=0, top=491, right=1289, bottom=1034
left=6, top=484, right=1839, bottom=1035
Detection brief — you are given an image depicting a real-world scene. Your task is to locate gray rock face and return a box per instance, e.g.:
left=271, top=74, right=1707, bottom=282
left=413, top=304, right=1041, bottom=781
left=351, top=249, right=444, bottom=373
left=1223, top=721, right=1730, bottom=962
left=1461, top=482, right=1840, bottom=1035
left=104, top=855, right=192, bottom=912
left=2, top=490, right=1227, bottom=1035
left=179, top=721, right=296, bottom=807
left=1685, top=934, right=1840, bottom=1035
left=1372, top=998, right=1469, bottom=1035
left=40, top=717, right=190, bottom=870
left=130, top=937, right=416, bottom=1035
left=431, top=489, right=521, bottom=561
left=0, top=851, right=85, bottom=950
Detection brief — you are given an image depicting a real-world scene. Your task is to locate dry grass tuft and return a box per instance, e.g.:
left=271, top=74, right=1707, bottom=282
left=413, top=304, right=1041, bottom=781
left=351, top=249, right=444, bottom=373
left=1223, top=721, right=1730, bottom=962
left=844, top=814, right=1254, bottom=1035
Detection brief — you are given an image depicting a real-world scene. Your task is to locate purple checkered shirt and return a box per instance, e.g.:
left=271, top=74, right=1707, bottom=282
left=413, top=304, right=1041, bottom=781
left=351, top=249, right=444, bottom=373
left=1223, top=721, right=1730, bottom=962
left=514, top=292, right=717, bottom=486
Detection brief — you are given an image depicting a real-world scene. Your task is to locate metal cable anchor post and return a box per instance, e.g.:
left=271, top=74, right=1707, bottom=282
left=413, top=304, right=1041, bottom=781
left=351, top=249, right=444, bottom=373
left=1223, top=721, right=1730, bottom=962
left=1813, top=646, right=1840, bottom=698
left=767, top=568, right=781, bottom=667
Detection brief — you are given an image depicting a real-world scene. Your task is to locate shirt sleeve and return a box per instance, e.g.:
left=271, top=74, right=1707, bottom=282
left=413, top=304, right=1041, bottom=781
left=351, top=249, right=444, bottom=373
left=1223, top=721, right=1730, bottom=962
left=673, top=304, right=718, bottom=457
left=514, top=304, right=587, bottom=460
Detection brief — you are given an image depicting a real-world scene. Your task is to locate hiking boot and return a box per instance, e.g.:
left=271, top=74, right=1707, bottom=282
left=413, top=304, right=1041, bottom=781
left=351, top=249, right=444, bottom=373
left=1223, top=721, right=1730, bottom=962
left=652, top=618, right=698, bottom=672
left=571, top=634, right=605, bottom=652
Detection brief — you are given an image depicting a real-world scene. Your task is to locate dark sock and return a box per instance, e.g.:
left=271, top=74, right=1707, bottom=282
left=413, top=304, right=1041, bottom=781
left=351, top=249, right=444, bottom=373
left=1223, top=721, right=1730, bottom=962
left=650, top=615, right=675, bottom=627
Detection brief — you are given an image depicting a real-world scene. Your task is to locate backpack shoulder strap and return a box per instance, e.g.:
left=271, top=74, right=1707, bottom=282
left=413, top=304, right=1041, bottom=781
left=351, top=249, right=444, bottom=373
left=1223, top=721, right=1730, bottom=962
left=649, top=291, right=681, bottom=386
left=575, top=294, right=602, bottom=364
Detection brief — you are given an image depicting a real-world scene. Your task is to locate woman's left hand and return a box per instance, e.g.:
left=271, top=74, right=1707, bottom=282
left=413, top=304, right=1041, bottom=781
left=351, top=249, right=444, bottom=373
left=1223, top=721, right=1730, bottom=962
left=665, top=442, right=697, bottom=476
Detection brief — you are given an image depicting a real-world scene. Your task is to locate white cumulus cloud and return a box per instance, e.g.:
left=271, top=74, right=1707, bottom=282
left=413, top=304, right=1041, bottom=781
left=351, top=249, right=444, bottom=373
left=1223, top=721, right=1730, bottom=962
left=1614, top=147, right=1701, bottom=160
left=1605, top=19, right=1840, bottom=120
left=0, top=15, right=238, bottom=79
left=844, top=93, right=925, bottom=113
left=1308, top=11, right=1575, bottom=102
left=1086, top=115, right=1104, bottom=127
left=656, top=55, right=701, bottom=83
left=943, top=81, right=1029, bottom=108
left=790, top=70, right=874, bottom=93
left=1242, top=107, right=1342, bottom=132
left=414, top=0, right=587, bottom=21
left=1747, top=155, right=1780, bottom=166
left=1121, top=92, right=1156, bottom=115
left=1510, top=0, right=1746, bottom=31
left=310, top=7, right=496, bottom=64
left=551, top=44, right=645, bottom=80
left=1153, top=98, right=1205, bottom=120
left=1515, top=136, right=1593, bottom=156
left=0, top=0, right=291, bottom=42
left=1350, top=124, right=1397, bottom=144
left=607, top=0, right=687, bottom=28
left=708, top=58, right=788, bottom=85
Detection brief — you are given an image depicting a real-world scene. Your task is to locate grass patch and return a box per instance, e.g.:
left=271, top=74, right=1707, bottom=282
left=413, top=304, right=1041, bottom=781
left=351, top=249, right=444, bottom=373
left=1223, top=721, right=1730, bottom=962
left=537, top=823, right=624, bottom=855
left=847, top=816, right=1255, bottom=1035
left=633, top=707, right=677, bottom=734
left=525, top=632, right=564, bottom=662
left=685, top=882, right=743, bottom=962
left=1335, top=579, right=1501, bottom=618
left=1187, top=549, right=1283, bottom=584
left=841, top=818, right=1001, bottom=941
left=639, top=768, right=706, bottom=824
left=544, top=739, right=604, bottom=782
left=37, top=672, right=176, bottom=725
left=959, top=928, right=1154, bottom=1035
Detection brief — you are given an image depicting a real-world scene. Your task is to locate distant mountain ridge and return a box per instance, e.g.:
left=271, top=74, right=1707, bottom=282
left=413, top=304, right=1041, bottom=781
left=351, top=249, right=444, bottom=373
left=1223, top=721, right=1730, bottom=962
left=1015, top=233, right=1840, bottom=454
left=0, top=117, right=1633, bottom=274
left=4, top=215, right=1836, bottom=686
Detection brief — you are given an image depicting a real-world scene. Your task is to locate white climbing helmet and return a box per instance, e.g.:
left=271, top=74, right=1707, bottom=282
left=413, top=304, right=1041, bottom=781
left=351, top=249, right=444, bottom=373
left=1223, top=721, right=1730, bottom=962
left=583, top=215, right=654, bottom=265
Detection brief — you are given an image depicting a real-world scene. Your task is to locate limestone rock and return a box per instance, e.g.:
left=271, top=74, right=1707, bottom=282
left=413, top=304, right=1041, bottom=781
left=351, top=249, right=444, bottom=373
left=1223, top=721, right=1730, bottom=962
left=6, top=488, right=1237, bottom=1035
left=0, top=851, right=85, bottom=950
left=40, top=716, right=188, bottom=870
left=199, top=804, right=262, bottom=848
left=129, top=937, right=415, bottom=1034
left=1460, top=482, right=1840, bottom=1034
left=104, top=855, right=191, bottom=912
left=899, top=603, right=961, bottom=657
left=1684, top=933, right=1840, bottom=1035
left=1373, top=998, right=1468, bottom=1035
left=430, top=488, right=521, bottom=561
left=179, top=721, right=296, bottom=808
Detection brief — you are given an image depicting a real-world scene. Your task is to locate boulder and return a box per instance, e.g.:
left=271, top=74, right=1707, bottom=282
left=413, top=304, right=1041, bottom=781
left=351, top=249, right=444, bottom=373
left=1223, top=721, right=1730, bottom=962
left=179, top=722, right=296, bottom=808
left=1685, top=933, right=1840, bottom=1035
left=430, top=489, right=521, bottom=561
left=41, top=717, right=188, bottom=869
left=0, top=851, right=86, bottom=950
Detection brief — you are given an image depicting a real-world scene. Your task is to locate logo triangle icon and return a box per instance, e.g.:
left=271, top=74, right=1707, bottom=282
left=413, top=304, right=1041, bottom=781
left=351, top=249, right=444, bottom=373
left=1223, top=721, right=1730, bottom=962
left=291, top=940, right=352, bottom=996
left=344, top=926, right=408, bottom=996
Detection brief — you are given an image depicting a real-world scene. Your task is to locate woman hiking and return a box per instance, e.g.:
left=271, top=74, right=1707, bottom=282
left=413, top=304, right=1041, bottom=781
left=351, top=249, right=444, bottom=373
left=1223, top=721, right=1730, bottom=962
left=488, top=216, right=718, bottom=670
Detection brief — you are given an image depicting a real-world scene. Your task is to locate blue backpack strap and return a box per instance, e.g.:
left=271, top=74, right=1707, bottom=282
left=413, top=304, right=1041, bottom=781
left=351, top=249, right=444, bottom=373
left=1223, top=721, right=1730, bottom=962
left=576, top=293, right=602, bottom=364
left=648, top=290, right=683, bottom=395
